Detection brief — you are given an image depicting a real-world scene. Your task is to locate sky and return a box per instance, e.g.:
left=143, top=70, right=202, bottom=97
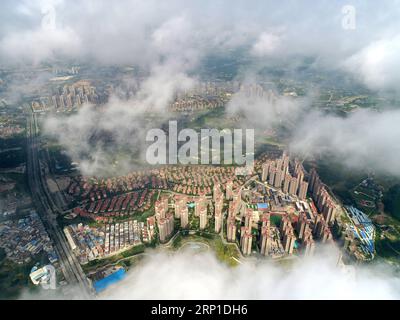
left=1, top=1, right=400, bottom=299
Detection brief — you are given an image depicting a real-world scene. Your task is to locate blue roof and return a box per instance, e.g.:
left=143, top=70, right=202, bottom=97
left=93, top=268, right=126, bottom=293
left=257, top=203, right=269, bottom=209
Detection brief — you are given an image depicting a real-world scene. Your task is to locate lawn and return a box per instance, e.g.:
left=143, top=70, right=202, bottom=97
left=171, top=232, right=240, bottom=267
left=375, top=229, right=400, bottom=261
left=82, top=244, right=145, bottom=274
left=0, top=172, right=29, bottom=195
left=383, top=184, right=400, bottom=220
left=0, top=248, right=42, bottom=299
left=270, top=214, right=282, bottom=227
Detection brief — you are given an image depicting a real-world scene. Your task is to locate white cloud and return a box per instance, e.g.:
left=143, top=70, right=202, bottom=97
left=251, top=32, right=282, bottom=57
left=226, top=81, right=400, bottom=177
left=99, top=246, right=400, bottom=300
left=2, top=2, right=400, bottom=178
left=1, top=27, right=80, bottom=65
left=343, top=34, right=400, bottom=91
left=0, top=0, right=81, bottom=64
left=225, top=81, right=312, bottom=130
left=290, top=108, right=400, bottom=177
left=1, top=0, right=400, bottom=91
left=15, top=243, right=400, bottom=300
left=43, top=61, right=196, bottom=176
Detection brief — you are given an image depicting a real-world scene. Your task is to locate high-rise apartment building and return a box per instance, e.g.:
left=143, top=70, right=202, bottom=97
left=240, top=227, right=253, bottom=256
left=227, top=217, right=237, bottom=242
left=260, top=226, right=271, bottom=256
left=298, top=181, right=309, bottom=200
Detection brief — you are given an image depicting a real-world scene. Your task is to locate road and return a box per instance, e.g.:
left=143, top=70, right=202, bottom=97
left=26, top=110, right=93, bottom=298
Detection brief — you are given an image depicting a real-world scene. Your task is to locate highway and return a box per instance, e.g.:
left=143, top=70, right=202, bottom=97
left=26, top=110, right=93, bottom=298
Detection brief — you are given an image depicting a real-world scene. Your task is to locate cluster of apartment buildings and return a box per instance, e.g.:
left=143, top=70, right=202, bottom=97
left=64, top=219, right=154, bottom=264
left=235, top=202, right=332, bottom=258
left=52, top=82, right=98, bottom=109
left=30, top=81, right=100, bottom=113
left=69, top=165, right=242, bottom=204
left=169, top=82, right=279, bottom=112
left=261, top=152, right=309, bottom=200
left=169, top=95, right=225, bottom=112
left=309, top=168, right=338, bottom=225
left=68, top=165, right=244, bottom=223
left=223, top=152, right=337, bottom=258
left=169, top=81, right=238, bottom=112
left=155, top=185, right=225, bottom=242
left=0, top=212, right=57, bottom=264
left=162, top=165, right=242, bottom=195
left=155, top=197, right=175, bottom=243
left=74, top=189, right=156, bottom=222
left=0, top=124, right=24, bottom=138
left=66, top=151, right=341, bottom=261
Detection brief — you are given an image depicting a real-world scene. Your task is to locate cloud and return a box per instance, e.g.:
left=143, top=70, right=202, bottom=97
left=224, top=77, right=400, bottom=178
left=0, top=1, right=397, bottom=70
left=226, top=85, right=311, bottom=130
left=0, top=70, right=53, bottom=104
left=0, top=0, right=243, bottom=68
left=138, top=62, right=197, bottom=111
left=290, top=108, right=400, bottom=177
left=1, top=27, right=80, bottom=65
left=1, top=1, right=400, bottom=178
left=343, top=34, right=400, bottom=91
left=43, top=62, right=196, bottom=176
left=97, top=246, right=400, bottom=300
left=251, top=32, right=282, bottom=57
left=43, top=100, right=157, bottom=177
left=0, top=0, right=81, bottom=64
left=15, top=242, right=400, bottom=300
left=1, top=1, right=400, bottom=98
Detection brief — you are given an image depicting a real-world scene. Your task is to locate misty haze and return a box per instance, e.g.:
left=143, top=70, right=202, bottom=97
left=0, top=0, right=399, bottom=306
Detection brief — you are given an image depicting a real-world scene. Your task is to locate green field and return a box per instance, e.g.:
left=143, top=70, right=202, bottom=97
left=375, top=228, right=400, bottom=264
left=82, top=244, right=146, bottom=274
left=0, top=248, right=44, bottom=299
left=270, top=215, right=282, bottom=227
left=171, top=232, right=240, bottom=267
left=383, top=185, right=400, bottom=220
left=0, top=172, right=29, bottom=196
left=0, top=148, right=25, bottom=168
left=304, top=157, right=365, bottom=205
